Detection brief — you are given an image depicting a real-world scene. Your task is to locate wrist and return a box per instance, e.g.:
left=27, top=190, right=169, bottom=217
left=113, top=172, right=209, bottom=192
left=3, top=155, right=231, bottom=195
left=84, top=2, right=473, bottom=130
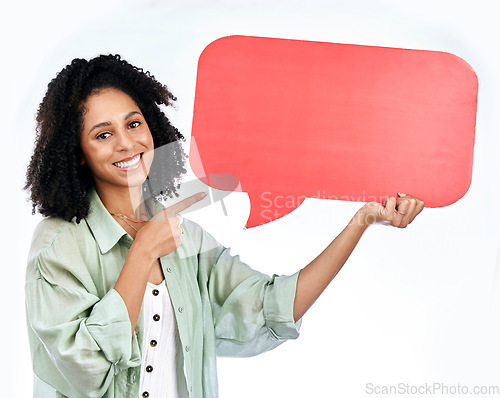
left=351, top=204, right=377, bottom=229
left=129, top=240, right=157, bottom=266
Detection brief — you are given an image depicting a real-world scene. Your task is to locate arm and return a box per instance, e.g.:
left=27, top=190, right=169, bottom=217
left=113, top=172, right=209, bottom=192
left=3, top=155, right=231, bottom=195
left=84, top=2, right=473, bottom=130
left=185, top=220, right=300, bottom=358
left=114, top=192, right=207, bottom=332
left=112, top=243, right=157, bottom=332
left=208, top=248, right=301, bottom=357
left=26, top=239, right=142, bottom=398
left=25, top=194, right=205, bottom=396
left=293, top=194, right=425, bottom=321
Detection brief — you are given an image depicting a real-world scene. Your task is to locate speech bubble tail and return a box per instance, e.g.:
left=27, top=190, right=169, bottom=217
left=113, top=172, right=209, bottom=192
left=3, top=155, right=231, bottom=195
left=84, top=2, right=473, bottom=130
left=246, top=193, right=306, bottom=228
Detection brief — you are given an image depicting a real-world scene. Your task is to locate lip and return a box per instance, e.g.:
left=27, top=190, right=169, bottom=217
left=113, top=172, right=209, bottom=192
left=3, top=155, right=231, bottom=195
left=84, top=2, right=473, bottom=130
left=113, top=153, right=143, bottom=171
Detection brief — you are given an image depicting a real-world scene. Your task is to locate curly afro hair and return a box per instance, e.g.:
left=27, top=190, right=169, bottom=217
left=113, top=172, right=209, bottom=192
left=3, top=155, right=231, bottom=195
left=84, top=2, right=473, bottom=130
left=25, top=54, right=187, bottom=223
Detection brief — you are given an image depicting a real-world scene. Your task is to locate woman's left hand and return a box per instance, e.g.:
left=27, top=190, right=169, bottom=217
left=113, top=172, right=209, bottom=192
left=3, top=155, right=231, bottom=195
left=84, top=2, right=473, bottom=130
left=355, top=193, right=425, bottom=228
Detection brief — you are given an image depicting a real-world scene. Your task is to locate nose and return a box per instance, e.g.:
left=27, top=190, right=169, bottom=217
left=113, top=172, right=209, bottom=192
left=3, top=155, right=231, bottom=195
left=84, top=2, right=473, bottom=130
left=115, top=130, right=135, bottom=151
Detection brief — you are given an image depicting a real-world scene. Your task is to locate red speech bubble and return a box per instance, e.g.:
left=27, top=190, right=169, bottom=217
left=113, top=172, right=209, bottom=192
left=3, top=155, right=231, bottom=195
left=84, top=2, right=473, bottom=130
left=190, top=35, right=478, bottom=228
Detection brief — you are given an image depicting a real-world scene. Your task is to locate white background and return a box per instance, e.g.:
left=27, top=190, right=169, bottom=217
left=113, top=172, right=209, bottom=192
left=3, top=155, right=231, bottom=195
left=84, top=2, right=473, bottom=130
left=2, top=0, right=500, bottom=396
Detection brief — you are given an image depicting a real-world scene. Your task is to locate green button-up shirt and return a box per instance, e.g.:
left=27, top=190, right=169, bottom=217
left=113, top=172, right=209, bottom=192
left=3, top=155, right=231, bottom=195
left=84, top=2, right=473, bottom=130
left=26, top=188, right=301, bottom=398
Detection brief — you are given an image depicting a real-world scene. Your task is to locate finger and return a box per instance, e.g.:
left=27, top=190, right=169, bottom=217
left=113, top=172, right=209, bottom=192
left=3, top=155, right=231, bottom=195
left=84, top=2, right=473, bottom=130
left=396, top=195, right=425, bottom=225
left=151, top=208, right=168, bottom=222
left=384, top=196, right=406, bottom=227
left=395, top=197, right=410, bottom=216
left=167, top=192, right=207, bottom=215
left=396, top=193, right=409, bottom=208
left=406, top=198, right=425, bottom=224
left=398, top=199, right=416, bottom=228
left=151, top=210, right=182, bottom=225
left=382, top=196, right=396, bottom=216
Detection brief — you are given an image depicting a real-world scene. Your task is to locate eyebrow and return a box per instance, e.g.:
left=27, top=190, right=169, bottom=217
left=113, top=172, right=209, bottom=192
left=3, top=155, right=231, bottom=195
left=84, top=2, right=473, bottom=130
left=88, top=111, right=142, bottom=135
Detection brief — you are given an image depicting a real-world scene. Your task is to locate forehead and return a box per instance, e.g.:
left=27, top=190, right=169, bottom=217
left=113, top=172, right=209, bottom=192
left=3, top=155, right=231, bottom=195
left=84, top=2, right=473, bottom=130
left=82, top=88, right=140, bottom=125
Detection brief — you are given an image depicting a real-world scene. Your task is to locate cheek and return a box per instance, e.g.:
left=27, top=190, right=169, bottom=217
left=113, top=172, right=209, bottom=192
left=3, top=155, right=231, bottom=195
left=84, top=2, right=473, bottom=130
left=146, top=130, right=154, bottom=148
left=143, top=150, right=155, bottom=170
left=79, top=142, right=109, bottom=171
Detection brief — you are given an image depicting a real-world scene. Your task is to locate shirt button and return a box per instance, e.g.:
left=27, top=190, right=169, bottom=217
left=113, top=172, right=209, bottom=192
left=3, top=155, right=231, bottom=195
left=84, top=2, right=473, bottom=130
left=185, top=345, right=190, bottom=352
left=150, top=340, right=157, bottom=347
left=142, top=392, right=149, bottom=397
left=152, top=289, right=159, bottom=296
left=166, top=267, right=173, bottom=273
left=178, top=306, right=183, bottom=313
left=146, top=365, right=153, bottom=373
left=153, top=314, right=160, bottom=321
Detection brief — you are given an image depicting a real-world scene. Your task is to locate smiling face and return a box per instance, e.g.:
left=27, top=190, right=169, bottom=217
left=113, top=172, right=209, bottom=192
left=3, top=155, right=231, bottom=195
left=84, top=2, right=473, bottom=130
left=80, top=88, right=155, bottom=196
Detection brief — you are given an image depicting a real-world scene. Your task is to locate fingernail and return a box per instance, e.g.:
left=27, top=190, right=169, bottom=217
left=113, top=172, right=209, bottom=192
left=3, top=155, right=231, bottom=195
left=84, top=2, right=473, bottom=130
left=201, top=192, right=208, bottom=198
left=398, top=192, right=406, bottom=197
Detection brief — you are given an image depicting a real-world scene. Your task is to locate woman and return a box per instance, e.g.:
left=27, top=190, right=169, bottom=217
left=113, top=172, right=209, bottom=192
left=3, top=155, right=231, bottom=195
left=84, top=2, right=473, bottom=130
left=25, top=54, right=424, bottom=398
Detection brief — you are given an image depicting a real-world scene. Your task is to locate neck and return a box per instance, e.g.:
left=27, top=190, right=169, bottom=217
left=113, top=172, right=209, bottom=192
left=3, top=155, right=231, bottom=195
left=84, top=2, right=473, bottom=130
left=95, top=184, right=148, bottom=220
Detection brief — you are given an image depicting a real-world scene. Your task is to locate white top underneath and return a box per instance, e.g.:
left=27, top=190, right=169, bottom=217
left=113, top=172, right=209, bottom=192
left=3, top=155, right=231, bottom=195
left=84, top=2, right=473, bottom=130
left=139, top=281, right=188, bottom=398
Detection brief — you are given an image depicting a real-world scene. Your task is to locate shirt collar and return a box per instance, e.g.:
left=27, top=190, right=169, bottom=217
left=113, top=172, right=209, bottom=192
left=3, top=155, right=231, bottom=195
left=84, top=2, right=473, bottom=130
left=85, top=187, right=127, bottom=254
left=84, top=187, right=167, bottom=254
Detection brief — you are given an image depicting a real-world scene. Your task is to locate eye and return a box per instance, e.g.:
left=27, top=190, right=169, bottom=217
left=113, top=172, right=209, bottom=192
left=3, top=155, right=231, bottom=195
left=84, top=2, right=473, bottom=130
left=96, top=132, right=111, bottom=140
left=129, top=121, right=141, bottom=129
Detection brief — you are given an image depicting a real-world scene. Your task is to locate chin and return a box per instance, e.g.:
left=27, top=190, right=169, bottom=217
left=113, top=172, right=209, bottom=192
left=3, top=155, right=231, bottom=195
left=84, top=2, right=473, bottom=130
left=126, top=173, right=149, bottom=188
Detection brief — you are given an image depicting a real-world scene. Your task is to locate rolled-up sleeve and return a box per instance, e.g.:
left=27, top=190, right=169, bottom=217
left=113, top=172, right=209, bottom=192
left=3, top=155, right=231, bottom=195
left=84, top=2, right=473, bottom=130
left=86, top=289, right=136, bottom=368
left=193, top=225, right=301, bottom=358
left=263, top=272, right=302, bottom=340
left=26, top=239, right=140, bottom=398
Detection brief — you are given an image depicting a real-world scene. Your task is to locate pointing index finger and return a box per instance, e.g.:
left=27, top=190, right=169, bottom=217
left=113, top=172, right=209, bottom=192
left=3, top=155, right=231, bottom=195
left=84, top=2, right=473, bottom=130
left=166, top=192, right=207, bottom=215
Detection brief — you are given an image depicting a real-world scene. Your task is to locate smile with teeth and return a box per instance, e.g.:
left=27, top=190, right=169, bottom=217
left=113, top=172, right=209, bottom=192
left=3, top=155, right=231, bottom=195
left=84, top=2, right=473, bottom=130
left=113, top=153, right=142, bottom=169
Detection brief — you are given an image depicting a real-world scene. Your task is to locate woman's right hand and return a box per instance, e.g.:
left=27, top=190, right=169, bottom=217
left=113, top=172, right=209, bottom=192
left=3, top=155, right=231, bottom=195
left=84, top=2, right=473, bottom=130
left=134, top=192, right=207, bottom=260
